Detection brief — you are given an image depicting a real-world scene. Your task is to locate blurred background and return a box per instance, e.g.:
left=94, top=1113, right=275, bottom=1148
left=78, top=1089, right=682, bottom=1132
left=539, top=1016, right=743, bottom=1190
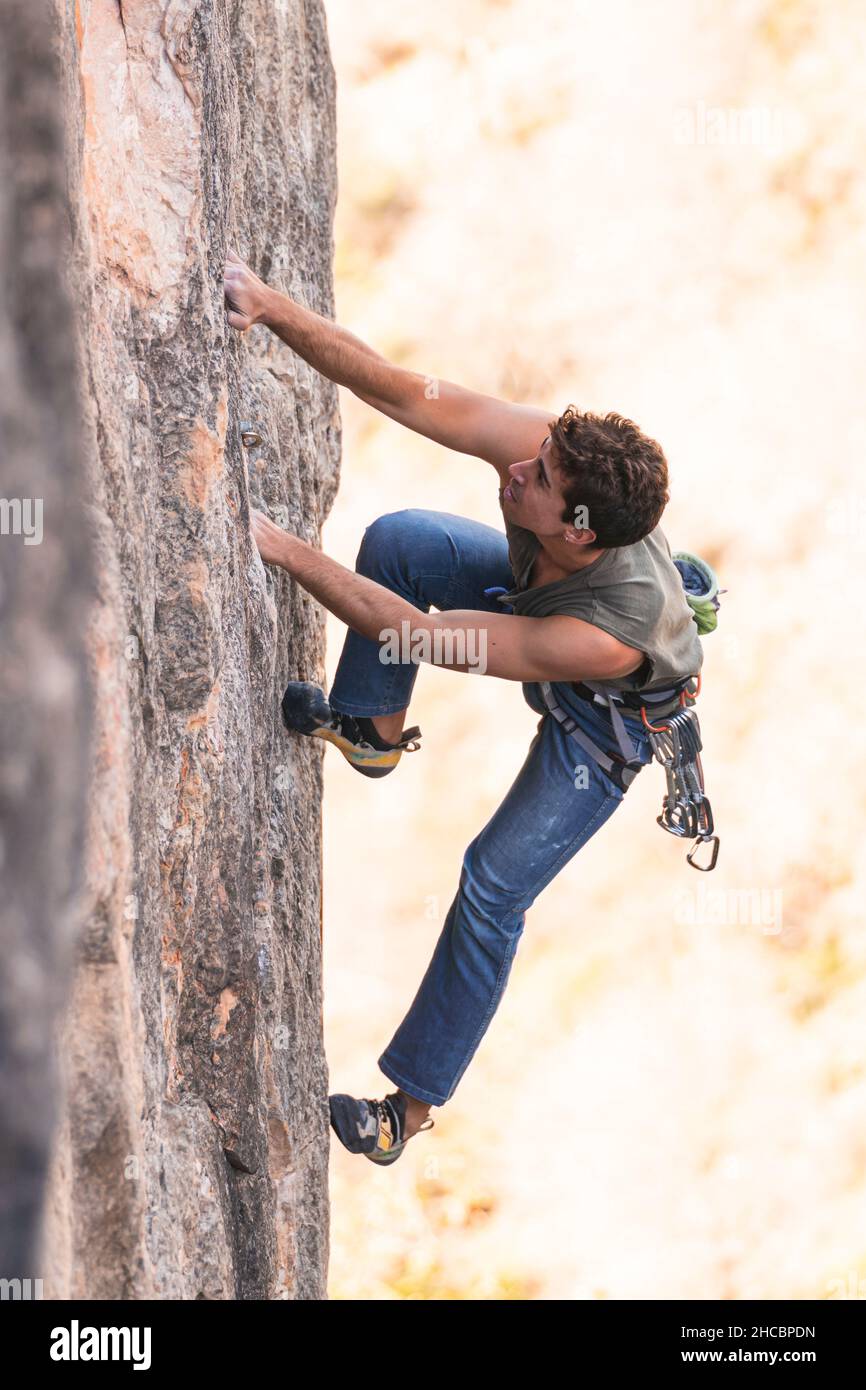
left=321, top=0, right=866, bottom=1299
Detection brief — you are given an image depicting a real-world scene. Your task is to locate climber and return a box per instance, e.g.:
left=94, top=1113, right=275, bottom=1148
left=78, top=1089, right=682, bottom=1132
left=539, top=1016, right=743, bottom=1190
left=224, top=250, right=705, bottom=1165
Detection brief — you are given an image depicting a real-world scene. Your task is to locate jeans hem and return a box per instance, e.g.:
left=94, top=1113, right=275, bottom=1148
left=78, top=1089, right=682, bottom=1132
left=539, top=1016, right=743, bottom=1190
left=328, top=698, right=409, bottom=717
left=377, top=1054, right=447, bottom=1108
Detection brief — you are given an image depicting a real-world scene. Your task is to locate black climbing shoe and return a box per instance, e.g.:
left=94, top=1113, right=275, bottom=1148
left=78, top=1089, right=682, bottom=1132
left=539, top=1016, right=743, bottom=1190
left=329, top=1090, right=435, bottom=1165
left=280, top=680, right=422, bottom=778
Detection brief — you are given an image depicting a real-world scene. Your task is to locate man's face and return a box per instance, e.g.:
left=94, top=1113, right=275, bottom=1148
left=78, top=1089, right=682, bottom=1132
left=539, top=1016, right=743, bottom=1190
left=501, top=434, right=596, bottom=547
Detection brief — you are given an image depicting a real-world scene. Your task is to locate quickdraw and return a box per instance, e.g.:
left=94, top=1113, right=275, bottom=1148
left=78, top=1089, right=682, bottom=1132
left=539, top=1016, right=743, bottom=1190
left=640, top=677, right=719, bottom=871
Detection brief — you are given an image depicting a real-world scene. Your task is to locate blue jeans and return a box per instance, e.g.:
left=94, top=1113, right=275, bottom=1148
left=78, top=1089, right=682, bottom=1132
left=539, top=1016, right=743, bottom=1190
left=328, top=508, right=655, bottom=1107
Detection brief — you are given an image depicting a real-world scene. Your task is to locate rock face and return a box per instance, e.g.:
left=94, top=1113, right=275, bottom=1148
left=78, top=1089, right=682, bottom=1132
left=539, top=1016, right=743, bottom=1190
left=37, top=0, right=340, bottom=1299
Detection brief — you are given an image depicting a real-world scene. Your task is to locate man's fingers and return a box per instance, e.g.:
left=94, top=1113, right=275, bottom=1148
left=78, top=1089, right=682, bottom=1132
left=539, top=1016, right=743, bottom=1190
left=224, top=267, right=249, bottom=330
left=224, top=254, right=262, bottom=333
left=249, top=507, right=288, bottom=566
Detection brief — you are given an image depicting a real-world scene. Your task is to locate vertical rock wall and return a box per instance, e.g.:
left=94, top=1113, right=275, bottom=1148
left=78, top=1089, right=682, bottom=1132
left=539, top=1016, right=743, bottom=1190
left=40, top=0, right=340, bottom=1299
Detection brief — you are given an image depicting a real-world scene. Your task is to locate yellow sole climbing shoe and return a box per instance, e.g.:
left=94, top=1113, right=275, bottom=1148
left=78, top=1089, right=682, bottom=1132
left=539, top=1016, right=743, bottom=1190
left=281, top=680, right=422, bottom=779
left=329, top=1091, right=434, bottom=1165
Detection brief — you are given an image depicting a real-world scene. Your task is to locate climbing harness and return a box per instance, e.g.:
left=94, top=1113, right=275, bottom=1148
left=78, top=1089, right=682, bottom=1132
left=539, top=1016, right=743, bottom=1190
left=537, top=678, right=648, bottom=793
left=533, top=549, right=723, bottom=871
left=537, top=671, right=719, bottom=871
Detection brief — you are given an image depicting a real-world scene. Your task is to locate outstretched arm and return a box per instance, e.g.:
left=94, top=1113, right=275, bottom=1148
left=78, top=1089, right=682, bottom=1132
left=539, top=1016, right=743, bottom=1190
left=224, top=251, right=555, bottom=477
left=252, top=510, right=643, bottom=683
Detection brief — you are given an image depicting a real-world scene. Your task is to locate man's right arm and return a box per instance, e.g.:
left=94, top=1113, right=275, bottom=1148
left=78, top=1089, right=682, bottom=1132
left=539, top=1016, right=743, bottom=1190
left=224, top=252, right=555, bottom=477
left=351, top=371, right=557, bottom=478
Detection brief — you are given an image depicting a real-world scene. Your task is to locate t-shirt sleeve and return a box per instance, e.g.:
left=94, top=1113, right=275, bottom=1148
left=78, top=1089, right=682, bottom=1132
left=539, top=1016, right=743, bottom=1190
left=542, top=594, right=656, bottom=687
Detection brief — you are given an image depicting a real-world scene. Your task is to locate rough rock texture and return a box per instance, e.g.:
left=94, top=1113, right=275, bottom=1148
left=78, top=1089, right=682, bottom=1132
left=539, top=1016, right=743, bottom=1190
left=38, top=0, right=340, bottom=1299
left=0, top=0, right=94, bottom=1288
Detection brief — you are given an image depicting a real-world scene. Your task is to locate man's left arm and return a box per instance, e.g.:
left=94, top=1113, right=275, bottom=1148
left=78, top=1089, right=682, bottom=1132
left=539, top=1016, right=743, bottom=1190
left=252, top=511, right=643, bottom=684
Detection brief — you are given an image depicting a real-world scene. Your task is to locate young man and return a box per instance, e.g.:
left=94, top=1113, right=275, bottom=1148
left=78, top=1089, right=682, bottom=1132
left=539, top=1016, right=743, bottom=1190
left=224, top=251, right=703, bottom=1165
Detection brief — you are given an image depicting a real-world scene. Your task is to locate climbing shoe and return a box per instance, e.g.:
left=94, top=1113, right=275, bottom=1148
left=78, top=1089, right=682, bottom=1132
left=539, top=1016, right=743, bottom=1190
left=280, top=680, right=422, bottom=778
left=329, top=1090, right=435, bottom=1165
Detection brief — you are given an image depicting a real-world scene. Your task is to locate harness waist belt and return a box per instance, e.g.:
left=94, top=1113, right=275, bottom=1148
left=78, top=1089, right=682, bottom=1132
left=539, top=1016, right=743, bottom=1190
left=570, top=675, right=698, bottom=723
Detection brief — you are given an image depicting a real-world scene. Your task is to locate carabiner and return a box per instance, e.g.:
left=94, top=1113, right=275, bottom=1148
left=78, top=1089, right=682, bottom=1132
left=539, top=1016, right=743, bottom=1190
left=686, top=834, right=720, bottom=872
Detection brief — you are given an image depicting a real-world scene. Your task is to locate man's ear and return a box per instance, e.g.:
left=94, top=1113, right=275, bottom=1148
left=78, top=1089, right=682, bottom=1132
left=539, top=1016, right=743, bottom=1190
left=564, top=525, right=598, bottom=547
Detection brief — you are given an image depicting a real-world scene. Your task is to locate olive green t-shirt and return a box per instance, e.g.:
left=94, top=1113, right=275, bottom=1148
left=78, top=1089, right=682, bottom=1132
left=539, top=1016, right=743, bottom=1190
left=496, top=494, right=704, bottom=693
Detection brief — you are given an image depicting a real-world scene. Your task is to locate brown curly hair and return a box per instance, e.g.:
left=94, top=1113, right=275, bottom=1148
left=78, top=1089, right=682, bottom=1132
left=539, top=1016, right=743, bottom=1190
left=547, top=404, right=670, bottom=547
